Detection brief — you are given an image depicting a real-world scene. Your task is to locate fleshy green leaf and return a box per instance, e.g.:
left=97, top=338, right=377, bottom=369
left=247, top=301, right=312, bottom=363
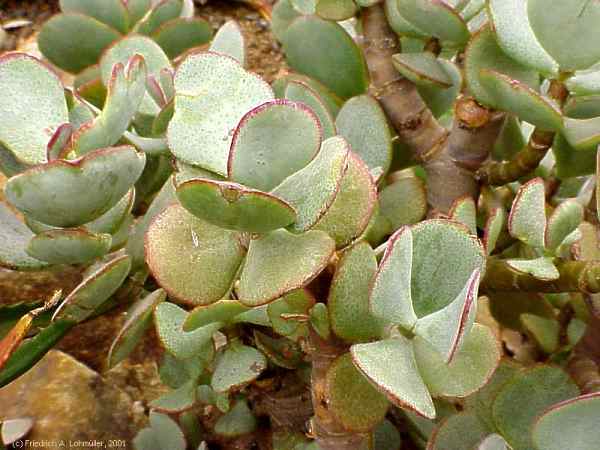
left=176, top=178, right=296, bottom=233
left=254, top=330, right=304, bottom=369
left=60, top=0, right=130, bottom=33
left=477, top=434, right=511, bottom=450
left=351, top=336, right=435, bottom=419
left=487, top=0, right=558, bottom=75
left=528, top=0, right=600, bottom=71
left=152, top=17, right=213, bottom=59
left=267, top=289, right=315, bottom=337
left=410, top=220, right=486, bottom=317
left=154, top=301, right=221, bottom=359
left=463, top=360, right=521, bottom=431
left=134, top=411, right=186, bottom=450
left=566, top=69, right=600, bottom=96
left=211, top=342, right=267, bottom=392
left=228, top=100, right=322, bottom=191
left=214, top=399, right=257, bottom=437
left=532, top=392, right=600, bottom=450
left=449, top=197, right=477, bottom=235
left=272, top=0, right=303, bottom=42
left=316, top=0, right=358, bottom=21
left=284, top=81, right=336, bottom=139
left=272, top=136, right=350, bottom=233
left=414, top=323, right=500, bottom=398
left=564, top=94, right=600, bottom=119
left=378, top=172, right=427, bottom=231
left=168, top=51, right=274, bottom=174
left=326, top=353, right=389, bottom=432
left=313, top=151, right=377, bottom=248
left=416, top=59, right=462, bottom=118
left=282, top=16, right=369, bottom=99
left=479, top=69, right=562, bottom=131
left=545, top=199, right=584, bottom=251
left=413, top=269, right=480, bottom=363
left=84, top=188, right=135, bottom=235
left=392, top=53, right=453, bottom=88
left=384, top=0, right=427, bottom=38
left=272, top=72, right=343, bottom=117
left=0, top=53, right=68, bottom=165
left=309, top=303, right=330, bottom=340
left=53, top=253, right=131, bottom=323
left=370, top=226, right=416, bottom=329
left=145, top=203, right=245, bottom=306
left=0, top=202, right=47, bottom=271
left=73, top=55, right=147, bottom=155
left=108, top=289, right=166, bottom=368
left=184, top=300, right=250, bottom=332
left=26, top=229, right=111, bottom=265
left=135, top=0, right=184, bottom=34
left=46, top=123, right=73, bottom=161
left=238, top=229, right=335, bottom=306
left=465, top=27, right=539, bottom=107
left=483, top=207, right=506, bottom=255
left=100, top=35, right=172, bottom=118
left=328, top=241, right=387, bottom=342
left=149, top=378, right=197, bottom=413
left=508, top=177, right=546, bottom=248
left=127, top=0, right=152, bottom=25
left=39, top=14, right=122, bottom=73
left=520, top=313, right=560, bottom=354
left=127, top=176, right=176, bottom=270
left=506, top=257, right=560, bottom=281
left=553, top=133, right=597, bottom=179
left=210, top=20, right=245, bottom=66
left=428, top=412, right=490, bottom=450
left=562, top=116, right=600, bottom=151
left=492, top=365, right=580, bottom=450
left=335, top=95, right=393, bottom=180
left=396, top=0, right=469, bottom=44
left=373, top=419, right=402, bottom=450
left=5, top=146, right=145, bottom=227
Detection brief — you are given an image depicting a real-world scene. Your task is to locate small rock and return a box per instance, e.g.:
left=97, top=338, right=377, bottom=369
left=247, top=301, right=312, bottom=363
left=0, top=350, right=139, bottom=444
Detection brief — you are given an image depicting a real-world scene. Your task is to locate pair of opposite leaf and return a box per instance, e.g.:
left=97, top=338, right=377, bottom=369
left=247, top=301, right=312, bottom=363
left=39, top=0, right=209, bottom=74
left=349, top=220, right=500, bottom=420
left=0, top=52, right=149, bottom=270
left=145, top=50, right=380, bottom=307
left=503, top=177, right=584, bottom=281
left=428, top=362, right=600, bottom=450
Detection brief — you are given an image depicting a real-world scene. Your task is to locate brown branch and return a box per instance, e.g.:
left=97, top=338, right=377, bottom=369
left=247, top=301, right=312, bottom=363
left=568, top=314, right=600, bottom=393
left=308, top=330, right=370, bottom=450
left=481, top=258, right=600, bottom=294
left=361, top=4, right=447, bottom=160
left=236, top=0, right=273, bottom=20
left=475, top=80, right=568, bottom=186
left=361, top=4, right=503, bottom=212
left=476, top=128, right=555, bottom=185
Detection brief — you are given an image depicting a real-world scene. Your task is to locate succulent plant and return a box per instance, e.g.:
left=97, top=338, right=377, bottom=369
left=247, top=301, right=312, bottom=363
left=1, top=0, right=600, bottom=449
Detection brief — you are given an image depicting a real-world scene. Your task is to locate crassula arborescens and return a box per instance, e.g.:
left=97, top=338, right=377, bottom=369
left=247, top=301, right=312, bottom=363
left=1, top=0, right=600, bottom=449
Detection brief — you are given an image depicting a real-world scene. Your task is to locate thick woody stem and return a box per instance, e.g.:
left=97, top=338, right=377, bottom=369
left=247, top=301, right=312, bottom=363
left=309, top=330, right=370, bottom=450
left=423, top=98, right=505, bottom=212
left=482, top=258, right=600, bottom=294
left=361, top=4, right=503, bottom=212
left=361, top=4, right=447, bottom=160
left=568, top=314, right=600, bottom=393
